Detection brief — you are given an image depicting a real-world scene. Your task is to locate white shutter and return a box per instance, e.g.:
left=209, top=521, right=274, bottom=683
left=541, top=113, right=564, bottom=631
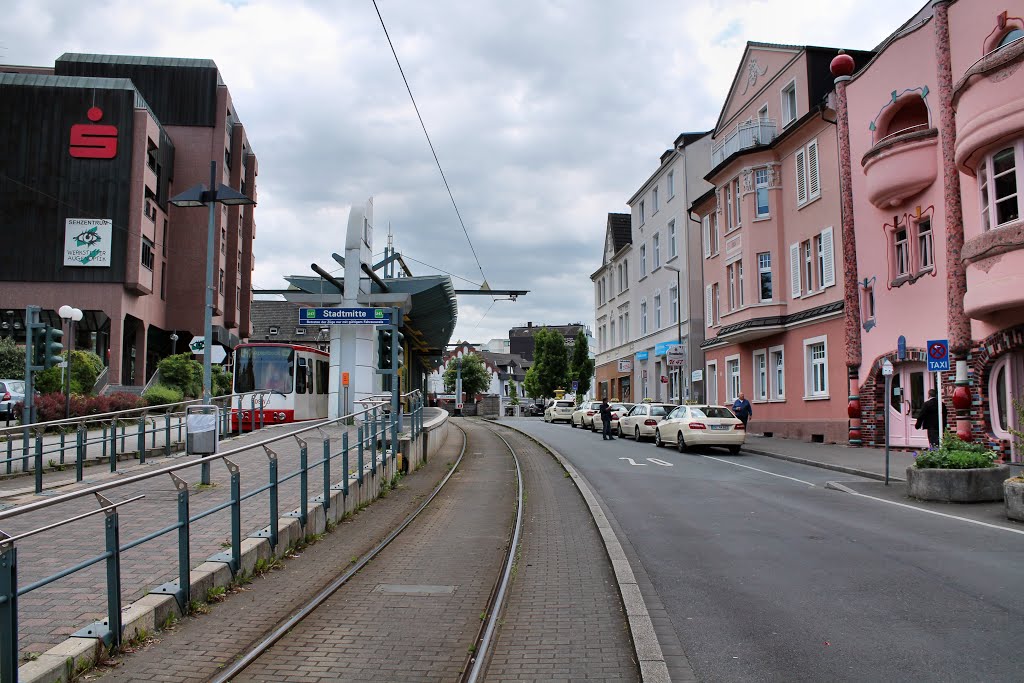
left=795, top=148, right=807, bottom=205
left=789, top=243, right=802, bottom=298
left=703, top=216, right=711, bottom=258
left=705, top=285, right=714, bottom=328
left=808, top=140, right=820, bottom=199
left=821, top=227, right=836, bottom=287
left=714, top=213, right=720, bottom=254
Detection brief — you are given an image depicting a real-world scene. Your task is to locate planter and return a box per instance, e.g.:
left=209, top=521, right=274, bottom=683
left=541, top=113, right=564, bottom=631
left=905, top=465, right=1010, bottom=503
left=1005, top=478, right=1024, bottom=522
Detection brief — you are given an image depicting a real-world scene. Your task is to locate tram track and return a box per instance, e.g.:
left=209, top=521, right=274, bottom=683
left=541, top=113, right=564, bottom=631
left=211, top=419, right=524, bottom=683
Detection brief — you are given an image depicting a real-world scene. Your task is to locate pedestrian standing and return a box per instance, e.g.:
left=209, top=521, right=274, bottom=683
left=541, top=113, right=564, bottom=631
left=915, top=388, right=943, bottom=448
left=732, top=393, right=752, bottom=429
left=599, top=399, right=615, bottom=440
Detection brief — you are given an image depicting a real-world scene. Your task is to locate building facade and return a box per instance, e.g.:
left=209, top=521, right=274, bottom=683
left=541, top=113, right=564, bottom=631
left=836, top=0, right=1024, bottom=460
left=697, top=43, right=872, bottom=443
left=0, top=54, right=257, bottom=389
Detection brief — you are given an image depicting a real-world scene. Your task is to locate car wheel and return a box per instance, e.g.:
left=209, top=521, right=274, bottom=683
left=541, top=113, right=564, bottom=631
left=571, top=418, right=577, bottom=428
left=676, top=431, right=688, bottom=453
left=655, top=430, right=663, bottom=448
left=728, top=445, right=741, bottom=454
left=634, top=426, right=641, bottom=442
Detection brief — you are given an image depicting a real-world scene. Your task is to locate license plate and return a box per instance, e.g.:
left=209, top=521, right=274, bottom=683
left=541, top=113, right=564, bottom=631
left=710, top=425, right=730, bottom=431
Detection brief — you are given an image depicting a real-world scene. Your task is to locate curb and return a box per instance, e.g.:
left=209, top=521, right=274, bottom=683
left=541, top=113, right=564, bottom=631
left=741, top=446, right=906, bottom=483
left=486, top=420, right=672, bottom=683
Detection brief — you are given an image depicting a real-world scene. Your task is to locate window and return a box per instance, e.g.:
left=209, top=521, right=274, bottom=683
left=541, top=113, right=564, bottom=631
left=653, top=186, right=659, bottom=213
left=782, top=80, right=797, bottom=125
left=703, top=215, right=712, bottom=258
left=895, top=227, right=910, bottom=277
left=706, top=361, right=719, bottom=405
left=728, top=263, right=736, bottom=311
left=623, top=260, right=629, bottom=288
left=758, top=104, right=769, bottom=121
left=618, top=315, right=624, bottom=344
left=667, top=170, right=675, bottom=198
left=236, top=287, right=241, bottom=312
left=725, top=184, right=733, bottom=230
left=653, top=233, right=661, bottom=269
left=861, top=279, right=876, bottom=328
left=668, top=220, right=677, bottom=258
left=219, top=268, right=225, bottom=294
left=999, top=28, right=1024, bottom=48
left=770, top=346, right=785, bottom=400
left=758, top=252, right=773, bottom=302
left=654, top=294, right=662, bottom=329
left=816, top=234, right=826, bottom=287
left=753, top=350, right=768, bottom=401
left=714, top=283, right=720, bottom=325
left=610, top=320, right=616, bottom=347
left=804, top=336, right=828, bottom=398
left=639, top=200, right=646, bottom=225
left=269, top=326, right=279, bottom=336
left=795, top=140, right=820, bottom=206
left=734, top=178, right=741, bottom=226
left=726, top=356, right=741, bottom=402
left=623, top=312, right=630, bottom=342
left=917, top=218, right=933, bottom=271
left=640, top=244, right=647, bottom=277
left=295, top=327, right=306, bottom=336
left=804, top=240, right=814, bottom=292
left=618, top=264, right=624, bottom=291
left=978, top=142, right=1020, bottom=230
left=160, top=267, right=166, bottom=300
left=221, top=227, right=227, bottom=254
left=641, top=300, right=648, bottom=335
left=141, top=237, right=155, bottom=270
left=738, top=261, right=744, bottom=307
left=669, top=285, right=678, bottom=324
left=755, top=168, right=770, bottom=217
left=162, top=219, right=168, bottom=255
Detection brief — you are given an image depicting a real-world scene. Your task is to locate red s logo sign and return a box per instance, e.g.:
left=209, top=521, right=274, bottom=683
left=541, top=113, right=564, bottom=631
left=70, top=106, right=118, bottom=159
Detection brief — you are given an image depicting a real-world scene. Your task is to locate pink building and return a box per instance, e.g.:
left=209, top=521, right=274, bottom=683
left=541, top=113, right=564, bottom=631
left=835, top=1, right=1024, bottom=459
left=697, top=43, right=872, bottom=443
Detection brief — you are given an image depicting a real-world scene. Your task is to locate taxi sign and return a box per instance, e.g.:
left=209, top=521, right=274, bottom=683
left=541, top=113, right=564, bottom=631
left=927, top=339, right=949, bottom=372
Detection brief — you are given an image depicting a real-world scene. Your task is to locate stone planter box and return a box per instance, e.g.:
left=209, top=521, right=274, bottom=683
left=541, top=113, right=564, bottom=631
left=906, top=465, right=1010, bottom=503
left=1005, top=479, right=1024, bottom=522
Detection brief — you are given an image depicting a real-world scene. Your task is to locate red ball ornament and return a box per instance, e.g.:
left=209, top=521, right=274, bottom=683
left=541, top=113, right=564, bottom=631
left=847, top=398, right=861, bottom=419
left=831, top=51, right=855, bottom=78
left=956, top=422, right=971, bottom=441
left=87, top=106, right=104, bottom=122
left=951, top=385, right=971, bottom=411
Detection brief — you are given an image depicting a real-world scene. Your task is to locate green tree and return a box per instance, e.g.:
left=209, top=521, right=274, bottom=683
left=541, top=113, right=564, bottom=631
left=568, top=329, right=594, bottom=403
left=532, top=328, right=569, bottom=398
left=508, top=382, right=520, bottom=406
left=157, top=353, right=203, bottom=398
left=34, top=350, right=101, bottom=395
left=442, top=353, right=491, bottom=398
left=0, top=337, right=25, bottom=380
left=523, top=365, right=542, bottom=399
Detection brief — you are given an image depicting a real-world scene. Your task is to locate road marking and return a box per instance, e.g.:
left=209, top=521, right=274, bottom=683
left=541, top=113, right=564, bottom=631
left=826, top=481, right=1024, bottom=536
left=702, top=455, right=816, bottom=487
left=619, top=457, right=648, bottom=466
left=647, top=458, right=674, bottom=467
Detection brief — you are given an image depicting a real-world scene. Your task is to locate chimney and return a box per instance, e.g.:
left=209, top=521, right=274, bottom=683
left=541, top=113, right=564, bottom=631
left=527, top=322, right=533, bottom=328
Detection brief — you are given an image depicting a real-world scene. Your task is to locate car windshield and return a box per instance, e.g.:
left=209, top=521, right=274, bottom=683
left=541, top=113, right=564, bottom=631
left=6, top=381, right=25, bottom=394
left=650, top=406, right=671, bottom=417
left=691, top=406, right=736, bottom=419
left=610, top=404, right=628, bottom=412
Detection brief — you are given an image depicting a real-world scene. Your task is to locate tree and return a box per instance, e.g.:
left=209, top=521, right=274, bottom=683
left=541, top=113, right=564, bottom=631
left=442, top=353, right=491, bottom=399
left=34, top=350, right=101, bottom=395
left=531, top=327, right=570, bottom=398
left=0, top=337, right=25, bottom=380
left=568, top=329, right=595, bottom=403
left=508, top=382, right=520, bottom=405
left=523, top=365, right=542, bottom=399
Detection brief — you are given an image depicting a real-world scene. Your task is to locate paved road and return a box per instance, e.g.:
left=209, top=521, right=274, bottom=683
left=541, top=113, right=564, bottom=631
left=503, top=418, right=1024, bottom=683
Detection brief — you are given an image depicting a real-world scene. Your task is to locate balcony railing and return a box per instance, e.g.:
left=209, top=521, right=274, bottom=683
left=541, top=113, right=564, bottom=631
left=712, top=119, right=778, bottom=167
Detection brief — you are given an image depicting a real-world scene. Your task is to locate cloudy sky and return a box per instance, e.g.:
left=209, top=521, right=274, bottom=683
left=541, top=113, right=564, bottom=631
left=5, top=0, right=924, bottom=345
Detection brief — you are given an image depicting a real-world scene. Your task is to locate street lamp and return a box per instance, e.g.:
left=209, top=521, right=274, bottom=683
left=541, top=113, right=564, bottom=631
left=58, top=305, right=83, bottom=419
left=170, top=160, right=255, bottom=405
left=664, top=265, right=683, bottom=403
left=170, top=331, right=178, bottom=355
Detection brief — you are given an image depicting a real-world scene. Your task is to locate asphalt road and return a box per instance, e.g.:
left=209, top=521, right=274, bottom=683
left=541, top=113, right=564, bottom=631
left=503, top=418, right=1024, bottom=683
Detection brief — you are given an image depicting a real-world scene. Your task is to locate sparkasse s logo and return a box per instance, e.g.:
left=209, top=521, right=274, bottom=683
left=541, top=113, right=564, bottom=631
left=69, top=106, right=117, bottom=159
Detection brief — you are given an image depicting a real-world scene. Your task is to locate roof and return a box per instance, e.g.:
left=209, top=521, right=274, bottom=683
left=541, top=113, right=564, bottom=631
left=249, top=300, right=308, bottom=338
left=58, top=52, right=220, bottom=73
left=608, top=213, right=632, bottom=252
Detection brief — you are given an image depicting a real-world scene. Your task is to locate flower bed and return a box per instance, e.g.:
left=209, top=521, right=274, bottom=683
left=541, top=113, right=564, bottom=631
left=908, top=434, right=1007, bottom=502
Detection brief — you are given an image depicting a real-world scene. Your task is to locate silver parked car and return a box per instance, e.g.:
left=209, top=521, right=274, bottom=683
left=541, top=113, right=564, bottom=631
left=0, top=379, right=26, bottom=420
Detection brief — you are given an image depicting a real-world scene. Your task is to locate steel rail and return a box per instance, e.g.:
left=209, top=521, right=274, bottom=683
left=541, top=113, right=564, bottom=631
left=210, top=418, right=470, bottom=683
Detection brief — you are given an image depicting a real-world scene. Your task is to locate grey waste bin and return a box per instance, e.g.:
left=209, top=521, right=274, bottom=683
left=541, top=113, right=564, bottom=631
left=186, top=405, right=219, bottom=455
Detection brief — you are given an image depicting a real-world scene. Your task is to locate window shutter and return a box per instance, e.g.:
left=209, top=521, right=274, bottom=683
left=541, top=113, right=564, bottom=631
left=808, top=140, right=820, bottom=199
left=714, top=214, right=720, bottom=254
left=821, top=227, right=835, bottom=287
left=703, top=216, right=711, bottom=258
left=789, top=243, right=802, bottom=298
left=795, top=148, right=807, bottom=205
left=705, top=285, right=714, bottom=328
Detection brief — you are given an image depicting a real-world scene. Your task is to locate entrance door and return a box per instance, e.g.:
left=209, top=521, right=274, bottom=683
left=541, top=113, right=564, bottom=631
left=991, top=351, right=1024, bottom=461
left=887, top=362, right=933, bottom=448
left=707, top=361, right=719, bottom=405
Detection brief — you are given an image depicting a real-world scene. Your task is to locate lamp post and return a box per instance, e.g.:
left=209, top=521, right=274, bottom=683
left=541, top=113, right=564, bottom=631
left=58, top=305, right=83, bottom=419
left=170, top=331, right=178, bottom=355
left=664, top=265, right=684, bottom=402
left=170, top=160, right=255, bottom=405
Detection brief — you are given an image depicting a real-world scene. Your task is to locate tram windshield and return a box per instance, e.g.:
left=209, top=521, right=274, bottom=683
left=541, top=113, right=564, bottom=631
left=235, top=346, right=294, bottom=394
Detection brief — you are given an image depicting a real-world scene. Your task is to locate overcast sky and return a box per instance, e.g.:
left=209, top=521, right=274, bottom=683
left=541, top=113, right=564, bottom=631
left=5, top=0, right=924, bottom=346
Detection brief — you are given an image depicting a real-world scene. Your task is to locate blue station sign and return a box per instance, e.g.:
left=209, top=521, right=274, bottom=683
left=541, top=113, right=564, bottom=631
left=299, top=307, right=392, bottom=325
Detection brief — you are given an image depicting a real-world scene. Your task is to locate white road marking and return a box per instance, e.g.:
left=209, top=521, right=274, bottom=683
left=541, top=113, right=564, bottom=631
left=647, top=458, right=674, bottom=467
left=826, top=481, right=1024, bottom=536
left=702, top=455, right=816, bottom=487
left=619, top=457, right=648, bottom=466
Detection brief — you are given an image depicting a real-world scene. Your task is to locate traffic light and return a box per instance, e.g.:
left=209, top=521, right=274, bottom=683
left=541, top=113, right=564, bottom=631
left=42, top=325, right=64, bottom=370
left=394, top=329, right=405, bottom=371
left=378, top=329, right=393, bottom=371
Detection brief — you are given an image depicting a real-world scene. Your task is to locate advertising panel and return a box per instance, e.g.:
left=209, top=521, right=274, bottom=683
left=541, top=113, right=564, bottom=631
left=64, top=218, right=112, bottom=267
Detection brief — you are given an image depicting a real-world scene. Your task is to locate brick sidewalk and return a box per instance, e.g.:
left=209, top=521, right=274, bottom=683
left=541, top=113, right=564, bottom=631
left=742, top=434, right=919, bottom=481
left=97, top=425, right=466, bottom=682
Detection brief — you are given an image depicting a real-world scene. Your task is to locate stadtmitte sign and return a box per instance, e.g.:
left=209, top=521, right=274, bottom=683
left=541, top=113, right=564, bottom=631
left=64, top=218, right=112, bottom=267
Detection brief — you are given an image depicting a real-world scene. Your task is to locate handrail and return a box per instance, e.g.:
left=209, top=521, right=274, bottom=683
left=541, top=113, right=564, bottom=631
left=0, top=494, right=146, bottom=546
left=0, top=400, right=388, bottom=522
left=872, top=122, right=931, bottom=148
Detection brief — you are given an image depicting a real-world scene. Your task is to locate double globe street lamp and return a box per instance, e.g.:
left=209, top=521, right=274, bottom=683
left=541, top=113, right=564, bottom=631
left=58, top=304, right=83, bottom=419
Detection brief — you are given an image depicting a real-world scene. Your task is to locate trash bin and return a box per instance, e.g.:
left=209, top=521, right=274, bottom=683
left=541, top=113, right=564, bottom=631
left=186, top=405, right=219, bottom=455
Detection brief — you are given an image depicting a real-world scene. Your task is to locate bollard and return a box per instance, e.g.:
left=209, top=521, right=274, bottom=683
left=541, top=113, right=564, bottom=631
left=137, top=416, right=146, bottom=464
left=296, top=437, right=308, bottom=529
left=0, top=543, right=18, bottom=683
left=171, top=472, right=191, bottom=610
left=322, top=438, right=331, bottom=513
left=225, top=458, right=241, bottom=574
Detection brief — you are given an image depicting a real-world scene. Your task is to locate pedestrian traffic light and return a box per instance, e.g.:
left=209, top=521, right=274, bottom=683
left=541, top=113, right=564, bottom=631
left=43, top=325, right=64, bottom=370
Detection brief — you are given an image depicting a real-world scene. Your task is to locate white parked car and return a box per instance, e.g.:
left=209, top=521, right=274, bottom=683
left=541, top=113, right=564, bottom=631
left=591, top=403, right=634, bottom=434
left=617, top=403, right=677, bottom=441
left=571, top=401, right=603, bottom=429
left=654, top=404, right=745, bottom=454
left=544, top=399, right=575, bottom=424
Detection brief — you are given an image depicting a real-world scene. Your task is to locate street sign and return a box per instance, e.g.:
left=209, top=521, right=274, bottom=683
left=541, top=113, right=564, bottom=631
left=926, top=339, right=950, bottom=372
left=882, top=359, right=894, bottom=376
left=299, top=307, right=392, bottom=325
left=691, top=369, right=703, bottom=382
left=897, top=335, right=907, bottom=361
left=188, top=336, right=205, bottom=354
left=666, top=344, right=686, bottom=368
left=571, top=380, right=579, bottom=392
left=342, top=371, right=350, bottom=386
left=209, top=346, right=227, bottom=364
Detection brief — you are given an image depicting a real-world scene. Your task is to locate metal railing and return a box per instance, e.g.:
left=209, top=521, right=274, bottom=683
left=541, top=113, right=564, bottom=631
left=0, top=391, right=427, bottom=682
left=712, top=118, right=778, bottom=167
left=0, top=392, right=273, bottom=495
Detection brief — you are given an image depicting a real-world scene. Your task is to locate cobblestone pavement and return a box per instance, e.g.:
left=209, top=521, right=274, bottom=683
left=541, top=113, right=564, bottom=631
left=482, top=423, right=639, bottom=683
left=97, top=424, right=467, bottom=682
left=5, top=415, right=391, bottom=655
left=232, top=418, right=516, bottom=682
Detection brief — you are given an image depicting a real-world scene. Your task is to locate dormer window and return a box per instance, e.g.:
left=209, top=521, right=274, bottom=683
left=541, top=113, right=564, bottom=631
left=269, top=326, right=279, bottom=335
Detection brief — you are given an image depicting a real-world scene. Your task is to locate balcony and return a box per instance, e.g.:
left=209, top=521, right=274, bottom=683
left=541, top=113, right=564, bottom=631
left=861, top=126, right=938, bottom=209
left=712, top=119, right=777, bottom=168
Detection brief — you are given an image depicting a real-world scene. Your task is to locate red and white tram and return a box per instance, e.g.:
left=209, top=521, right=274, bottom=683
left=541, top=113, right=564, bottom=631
left=232, top=343, right=330, bottom=430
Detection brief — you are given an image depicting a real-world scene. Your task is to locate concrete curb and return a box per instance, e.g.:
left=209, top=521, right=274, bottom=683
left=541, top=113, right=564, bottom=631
left=486, top=420, right=672, bottom=683
left=741, top=445, right=906, bottom=483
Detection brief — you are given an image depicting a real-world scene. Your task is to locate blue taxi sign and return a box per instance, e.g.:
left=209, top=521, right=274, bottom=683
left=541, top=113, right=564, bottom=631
left=926, top=339, right=949, bottom=372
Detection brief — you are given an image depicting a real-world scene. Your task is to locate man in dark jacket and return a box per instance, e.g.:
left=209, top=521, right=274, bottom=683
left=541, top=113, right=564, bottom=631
left=599, top=399, right=615, bottom=440
left=916, top=388, right=943, bottom=448
left=732, top=393, right=752, bottom=429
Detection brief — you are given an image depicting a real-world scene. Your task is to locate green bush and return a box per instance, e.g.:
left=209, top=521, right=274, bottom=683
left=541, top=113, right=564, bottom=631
left=913, top=433, right=998, bottom=469
left=0, top=337, right=24, bottom=380
left=32, top=350, right=101, bottom=395
left=144, top=384, right=184, bottom=406
left=157, top=353, right=202, bottom=398
left=212, top=365, right=233, bottom=397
